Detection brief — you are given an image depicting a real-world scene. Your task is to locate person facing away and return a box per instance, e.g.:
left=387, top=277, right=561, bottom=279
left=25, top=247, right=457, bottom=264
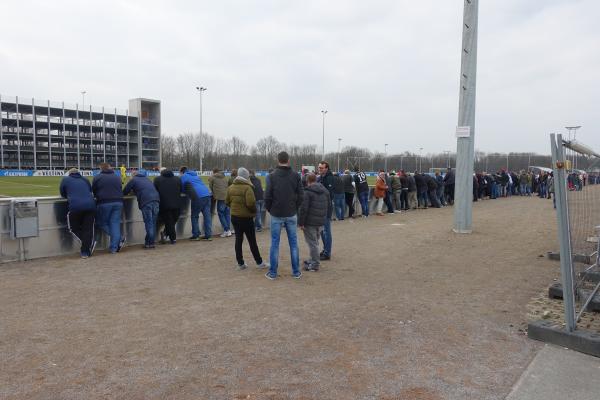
left=298, top=173, right=331, bottom=272
left=264, top=151, right=304, bottom=280
left=332, top=171, right=346, bottom=220
left=353, top=166, right=370, bottom=217
left=374, top=172, right=388, bottom=216
left=225, top=167, right=268, bottom=270
left=60, top=167, right=97, bottom=258
left=179, top=166, right=213, bottom=241
left=342, top=169, right=355, bottom=218
left=209, top=168, right=232, bottom=237
left=92, top=163, right=125, bottom=254
left=153, top=167, right=181, bottom=244
left=249, top=169, right=265, bottom=232
left=123, top=169, right=160, bottom=249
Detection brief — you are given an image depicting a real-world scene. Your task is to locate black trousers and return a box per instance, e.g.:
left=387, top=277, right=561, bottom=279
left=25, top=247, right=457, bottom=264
left=68, top=210, right=95, bottom=254
left=231, top=216, right=262, bottom=266
left=400, top=190, right=409, bottom=210
left=159, top=208, right=180, bottom=241
left=344, top=192, right=355, bottom=217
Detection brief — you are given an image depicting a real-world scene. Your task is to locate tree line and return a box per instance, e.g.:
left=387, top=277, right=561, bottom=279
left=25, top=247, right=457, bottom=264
left=160, top=132, right=595, bottom=173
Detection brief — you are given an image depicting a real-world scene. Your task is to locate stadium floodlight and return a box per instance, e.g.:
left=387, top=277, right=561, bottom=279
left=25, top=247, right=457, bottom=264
left=196, top=86, right=207, bottom=173
left=321, top=110, right=328, bottom=160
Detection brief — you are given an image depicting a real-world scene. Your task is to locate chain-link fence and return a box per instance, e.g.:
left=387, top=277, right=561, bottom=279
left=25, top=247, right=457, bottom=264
left=550, top=134, right=600, bottom=331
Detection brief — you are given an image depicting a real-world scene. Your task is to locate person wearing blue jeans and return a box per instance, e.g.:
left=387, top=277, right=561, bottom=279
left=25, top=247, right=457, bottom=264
left=180, top=167, right=213, bottom=241
left=123, top=169, right=161, bottom=248
left=254, top=199, right=264, bottom=230
left=334, top=193, right=345, bottom=220
left=92, top=163, right=125, bottom=253
left=358, top=190, right=369, bottom=216
left=96, top=202, right=123, bottom=253
left=216, top=200, right=231, bottom=234
left=264, top=151, right=304, bottom=280
left=268, top=215, right=300, bottom=278
left=190, top=195, right=212, bottom=240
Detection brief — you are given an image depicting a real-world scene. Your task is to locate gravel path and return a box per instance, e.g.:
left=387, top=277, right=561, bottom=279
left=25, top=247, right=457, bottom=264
left=0, top=195, right=559, bottom=399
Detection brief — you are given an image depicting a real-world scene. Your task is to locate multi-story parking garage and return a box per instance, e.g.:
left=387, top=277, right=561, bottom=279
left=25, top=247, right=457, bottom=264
left=0, top=95, right=160, bottom=170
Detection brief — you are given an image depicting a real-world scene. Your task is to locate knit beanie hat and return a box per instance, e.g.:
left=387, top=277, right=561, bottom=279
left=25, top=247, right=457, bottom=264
left=237, top=167, right=250, bottom=180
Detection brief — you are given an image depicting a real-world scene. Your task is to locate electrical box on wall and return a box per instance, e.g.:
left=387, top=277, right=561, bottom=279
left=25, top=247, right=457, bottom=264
left=10, top=200, right=39, bottom=239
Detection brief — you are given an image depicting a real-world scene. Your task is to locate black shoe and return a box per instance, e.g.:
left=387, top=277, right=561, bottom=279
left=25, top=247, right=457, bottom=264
left=319, top=254, right=331, bottom=261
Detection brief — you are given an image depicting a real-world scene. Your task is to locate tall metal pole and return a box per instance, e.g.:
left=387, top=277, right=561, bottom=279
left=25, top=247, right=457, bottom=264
left=321, top=110, right=327, bottom=160
left=337, top=138, right=341, bottom=171
left=453, top=0, right=479, bottom=234
left=81, top=91, right=86, bottom=110
left=506, top=153, right=509, bottom=171
left=565, top=126, right=581, bottom=170
left=444, top=150, right=451, bottom=168
left=196, top=86, right=207, bottom=173
left=384, top=143, right=388, bottom=172
left=551, top=134, right=576, bottom=332
left=419, top=147, right=423, bottom=172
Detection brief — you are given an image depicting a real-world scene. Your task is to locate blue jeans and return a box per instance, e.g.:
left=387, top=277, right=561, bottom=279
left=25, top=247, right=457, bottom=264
left=358, top=191, right=369, bottom=216
left=255, top=199, right=264, bottom=230
left=268, top=215, right=300, bottom=277
left=320, top=217, right=332, bottom=256
left=334, top=193, right=345, bottom=220
left=190, top=196, right=212, bottom=239
left=216, top=199, right=231, bottom=232
left=418, top=191, right=428, bottom=207
left=141, top=201, right=159, bottom=245
left=436, top=186, right=446, bottom=205
left=96, top=201, right=122, bottom=252
left=519, top=183, right=527, bottom=195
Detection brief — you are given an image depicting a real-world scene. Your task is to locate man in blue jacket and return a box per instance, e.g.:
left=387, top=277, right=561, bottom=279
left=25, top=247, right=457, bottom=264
left=92, top=163, right=125, bottom=253
left=60, top=168, right=97, bottom=258
left=123, top=169, right=160, bottom=248
left=179, top=166, right=213, bottom=241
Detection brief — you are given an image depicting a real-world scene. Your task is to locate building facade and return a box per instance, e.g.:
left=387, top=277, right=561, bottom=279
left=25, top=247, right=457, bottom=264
left=0, top=95, right=160, bottom=170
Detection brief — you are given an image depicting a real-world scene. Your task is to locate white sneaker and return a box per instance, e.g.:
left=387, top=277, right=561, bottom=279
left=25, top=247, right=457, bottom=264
left=220, top=232, right=228, bottom=238
left=225, top=230, right=233, bottom=237
left=257, top=262, right=269, bottom=269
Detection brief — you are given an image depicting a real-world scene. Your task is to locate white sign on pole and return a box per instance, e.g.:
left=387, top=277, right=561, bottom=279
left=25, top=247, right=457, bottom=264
left=455, top=126, right=471, bottom=138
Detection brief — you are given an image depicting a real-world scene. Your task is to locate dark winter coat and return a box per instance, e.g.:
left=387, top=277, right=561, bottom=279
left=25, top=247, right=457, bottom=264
left=319, top=170, right=335, bottom=198
left=265, top=166, right=303, bottom=218
left=443, top=169, right=455, bottom=185
left=250, top=175, right=264, bottom=201
left=123, top=170, right=160, bottom=209
left=92, top=169, right=123, bottom=204
left=342, top=173, right=355, bottom=193
left=298, top=183, right=330, bottom=227
left=354, top=171, right=370, bottom=193
left=60, top=172, right=96, bottom=212
left=333, top=175, right=345, bottom=194
left=425, top=175, right=438, bottom=191
left=414, top=174, right=427, bottom=193
left=407, top=175, right=417, bottom=192
left=153, top=169, right=182, bottom=210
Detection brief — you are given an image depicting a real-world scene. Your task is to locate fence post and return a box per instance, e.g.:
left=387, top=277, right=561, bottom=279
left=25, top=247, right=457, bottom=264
left=551, top=134, right=576, bottom=332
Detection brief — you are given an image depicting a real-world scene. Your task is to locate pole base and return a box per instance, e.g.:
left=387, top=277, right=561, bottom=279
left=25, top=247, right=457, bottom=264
left=528, top=320, right=600, bottom=358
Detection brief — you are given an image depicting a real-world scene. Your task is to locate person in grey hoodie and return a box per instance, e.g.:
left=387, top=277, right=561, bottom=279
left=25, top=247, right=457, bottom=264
left=298, top=173, right=331, bottom=271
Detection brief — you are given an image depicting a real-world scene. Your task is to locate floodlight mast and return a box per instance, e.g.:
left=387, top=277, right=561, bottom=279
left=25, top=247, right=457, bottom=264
left=453, top=0, right=479, bottom=234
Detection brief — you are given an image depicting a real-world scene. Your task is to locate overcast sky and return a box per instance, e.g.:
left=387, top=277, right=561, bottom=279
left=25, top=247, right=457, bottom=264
left=1, top=0, right=598, bottom=156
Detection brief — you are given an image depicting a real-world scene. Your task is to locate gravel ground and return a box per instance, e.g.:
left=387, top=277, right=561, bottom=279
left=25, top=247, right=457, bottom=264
left=0, top=195, right=559, bottom=399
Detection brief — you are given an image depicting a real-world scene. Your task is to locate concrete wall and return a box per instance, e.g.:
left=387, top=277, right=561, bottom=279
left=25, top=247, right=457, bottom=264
left=0, top=189, right=379, bottom=263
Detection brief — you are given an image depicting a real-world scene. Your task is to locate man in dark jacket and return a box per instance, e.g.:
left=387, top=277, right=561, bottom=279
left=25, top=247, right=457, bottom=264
left=425, top=174, right=440, bottom=208
left=60, top=168, right=96, bottom=258
left=249, top=170, right=265, bottom=232
left=443, top=168, right=455, bottom=205
left=342, top=169, right=355, bottom=218
left=414, top=172, right=428, bottom=209
left=298, top=173, right=330, bottom=272
left=154, top=167, right=181, bottom=244
left=399, top=170, right=409, bottom=210
left=354, top=167, right=370, bottom=217
left=92, top=163, right=125, bottom=253
left=317, top=161, right=334, bottom=260
left=123, top=169, right=160, bottom=248
left=264, top=151, right=303, bottom=280
left=407, top=172, right=417, bottom=209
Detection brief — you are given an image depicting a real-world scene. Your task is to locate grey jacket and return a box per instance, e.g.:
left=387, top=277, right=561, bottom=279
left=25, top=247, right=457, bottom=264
left=298, top=183, right=331, bottom=227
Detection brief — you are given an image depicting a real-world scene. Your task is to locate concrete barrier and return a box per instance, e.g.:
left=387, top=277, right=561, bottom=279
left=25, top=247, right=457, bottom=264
left=0, top=188, right=383, bottom=263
